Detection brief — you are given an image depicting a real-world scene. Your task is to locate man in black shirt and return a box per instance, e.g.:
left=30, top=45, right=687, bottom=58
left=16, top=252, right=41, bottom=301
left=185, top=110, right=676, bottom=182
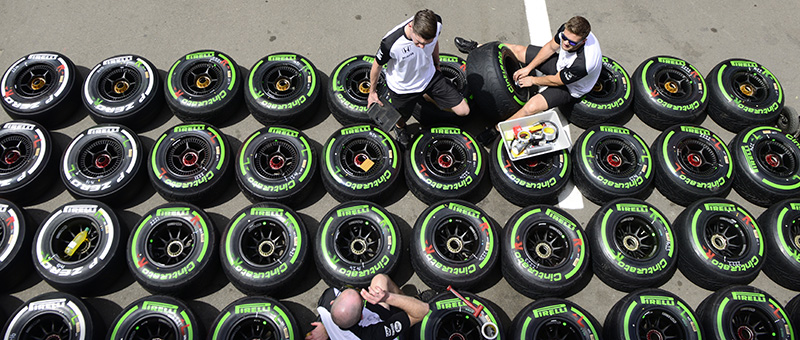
left=305, top=274, right=430, bottom=340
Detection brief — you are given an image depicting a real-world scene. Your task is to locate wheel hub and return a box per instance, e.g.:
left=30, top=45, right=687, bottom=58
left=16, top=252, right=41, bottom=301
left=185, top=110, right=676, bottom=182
left=687, top=153, right=703, bottom=167
left=535, top=242, right=553, bottom=259
left=438, top=154, right=454, bottom=168
left=196, top=75, right=212, bottom=89
left=354, top=153, right=368, bottom=166
left=765, top=153, right=781, bottom=168
left=646, top=329, right=665, bottom=340
left=94, top=154, right=111, bottom=168
left=623, top=235, right=641, bottom=251
left=711, top=234, right=728, bottom=251
left=449, top=334, right=466, bottom=340
left=113, top=81, right=130, bottom=94
left=276, top=78, right=291, bottom=91
left=607, top=153, right=622, bottom=167
left=167, top=240, right=185, bottom=258
left=31, top=77, right=47, bottom=90
left=3, top=150, right=21, bottom=165
left=447, top=237, right=464, bottom=254
left=592, top=82, right=603, bottom=92
left=350, top=238, right=368, bottom=255
left=182, top=151, right=199, bottom=167
left=663, top=80, right=679, bottom=94
left=358, top=80, right=371, bottom=94
left=736, top=325, right=755, bottom=340
left=258, top=240, right=276, bottom=257
left=269, top=155, right=285, bottom=170
left=739, top=83, right=755, bottom=97
left=794, top=235, right=800, bottom=249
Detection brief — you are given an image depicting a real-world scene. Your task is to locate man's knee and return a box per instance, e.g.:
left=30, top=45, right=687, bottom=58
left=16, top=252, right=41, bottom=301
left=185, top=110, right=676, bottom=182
left=452, top=100, right=470, bottom=116
left=371, top=273, right=391, bottom=290
left=522, top=94, right=549, bottom=115
left=507, top=44, right=529, bottom=63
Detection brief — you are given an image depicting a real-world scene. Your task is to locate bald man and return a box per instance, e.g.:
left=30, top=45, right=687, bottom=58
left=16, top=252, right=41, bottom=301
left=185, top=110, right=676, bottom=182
left=305, top=274, right=430, bottom=340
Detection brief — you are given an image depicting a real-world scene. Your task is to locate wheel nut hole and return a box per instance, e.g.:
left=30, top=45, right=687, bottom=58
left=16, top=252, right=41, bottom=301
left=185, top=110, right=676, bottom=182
left=3, top=150, right=21, bottom=164
left=765, top=154, right=780, bottom=168
left=31, top=77, right=46, bottom=90
left=646, top=330, right=664, bottom=340
left=447, top=238, right=463, bottom=253
left=114, top=81, right=130, bottom=94
left=276, top=78, right=291, bottom=91
left=535, top=243, right=552, bottom=258
left=354, top=153, right=368, bottom=166
left=794, top=235, right=800, bottom=249
left=44, top=335, right=62, bottom=340
left=449, top=334, right=466, bottom=340
left=606, top=153, right=622, bottom=167
left=623, top=235, right=640, bottom=251
left=737, top=326, right=755, bottom=340
left=167, top=240, right=184, bottom=258
left=687, top=153, right=703, bottom=167
left=664, top=81, right=678, bottom=93
left=350, top=239, right=367, bottom=255
left=592, top=83, right=603, bottom=92
left=182, top=152, right=198, bottom=167
left=258, top=240, right=275, bottom=257
left=711, top=234, right=727, bottom=251
left=358, top=80, right=371, bottom=94
left=196, top=75, right=211, bottom=88
left=269, top=155, right=285, bottom=170
left=739, top=84, right=755, bottom=97
left=95, top=154, right=111, bottom=168
left=438, top=154, right=454, bottom=168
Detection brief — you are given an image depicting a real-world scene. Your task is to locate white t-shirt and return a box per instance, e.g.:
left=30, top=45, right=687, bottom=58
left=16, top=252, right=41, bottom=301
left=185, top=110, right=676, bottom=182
left=553, top=24, right=603, bottom=98
left=375, top=15, right=442, bottom=94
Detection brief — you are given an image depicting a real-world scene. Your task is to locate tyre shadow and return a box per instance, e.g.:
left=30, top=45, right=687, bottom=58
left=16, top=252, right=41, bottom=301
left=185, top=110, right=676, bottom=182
left=292, top=138, right=326, bottom=210
left=278, top=213, right=321, bottom=298
left=217, top=66, right=251, bottom=128
left=282, top=300, right=318, bottom=337
left=0, top=295, right=23, bottom=320
left=138, top=70, right=175, bottom=133
left=388, top=211, right=414, bottom=287
left=48, top=65, right=90, bottom=130
left=202, top=134, right=242, bottom=208
left=84, top=297, right=122, bottom=334
left=185, top=299, right=220, bottom=337
left=297, top=71, right=332, bottom=130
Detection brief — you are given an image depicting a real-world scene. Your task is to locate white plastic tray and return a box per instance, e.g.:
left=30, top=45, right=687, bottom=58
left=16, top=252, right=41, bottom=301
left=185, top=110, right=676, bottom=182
left=496, top=109, right=571, bottom=161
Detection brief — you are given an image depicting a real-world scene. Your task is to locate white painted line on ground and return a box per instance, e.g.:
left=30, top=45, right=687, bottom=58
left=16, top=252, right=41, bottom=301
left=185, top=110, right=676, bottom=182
left=524, top=0, right=552, bottom=45
left=523, top=0, right=585, bottom=210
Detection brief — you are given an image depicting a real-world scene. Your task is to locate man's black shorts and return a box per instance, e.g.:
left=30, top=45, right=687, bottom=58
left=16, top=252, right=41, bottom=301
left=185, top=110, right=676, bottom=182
left=525, top=45, right=581, bottom=109
left=385, top=70, right=464, bottom=124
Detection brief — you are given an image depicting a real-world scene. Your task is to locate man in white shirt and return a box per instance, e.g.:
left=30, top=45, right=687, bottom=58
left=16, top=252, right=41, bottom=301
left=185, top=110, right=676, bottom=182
left=456, top=16, right=602, bottom=122
left=368, top=9, right=470, bottom=145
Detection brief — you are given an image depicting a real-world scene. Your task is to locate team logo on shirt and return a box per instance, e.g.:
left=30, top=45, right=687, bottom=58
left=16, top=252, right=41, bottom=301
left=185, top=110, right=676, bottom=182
left=563, top=71, right=574, bottom=81
left=402, top=46, right=411, bottom=54
left=384, top=321, right=403, bottom=337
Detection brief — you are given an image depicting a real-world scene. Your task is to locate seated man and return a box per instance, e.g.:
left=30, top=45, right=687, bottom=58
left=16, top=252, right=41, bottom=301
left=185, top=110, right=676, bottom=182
left=305, top=274, right=430, bottom=340
left=456, top=15, right=602, bottom=122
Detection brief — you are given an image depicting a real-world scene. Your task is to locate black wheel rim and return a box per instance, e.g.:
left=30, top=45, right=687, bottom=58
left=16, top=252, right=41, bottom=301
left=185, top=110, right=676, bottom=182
left=704, top=216, right=747, bottom=259
left=146, top=220, right=195, bottom=267
left=754, top=139, right=796, bottom=177
left=503, top=54, right=530, bottom=100
left=51, top=217, right=100, bottom=263
left=729, top=307, right=778, bottom=340
left=0, top=134, right=32, bottom=174
left=166, top=136, right=212, bottom=178
left=21, top=313, right=71, bottom=340
left=730, top=71, right=769, bottom=104
left=182, top=62, right=223, bottom=96
left=512, top=153, right=555, bottom=177
left=654, top=68, right=691, bottom=100
left=125, top=315, right=180, bottom=340
left=98, top=66, right=141, bottom=102
left=676, top=138, right=718, bottom=176
left=638, top=309, right=684, bottom=340
left=261, top=65, right=302, bottom=100
left=433, top=217, right=480, bottom=263
left=440, top=64, right=467, bottom=93
left=241, top=219, right=288, bottom=267
left=435, top=312, right=482, bottom=340
left=596, top=137, right=637, bottom=177
left=425, top=139, right=468, bottom=177
left=587, top=67, right=616, bottom=100
left=524, top=222, right=568, bottom=268
left=334, top=218, right=381, bottom=265
left=15, top=64, right=57, bottom=98
left=339, top=138, right=384, bottom=178
left=345, top=66, right=384, bottom=102
left=253, top=139, right=297, bottom=179
left=535, top=319, right=582, bottom=340
left=77, top=138, right=124, bottom=178
left=614, top=216, right=659, bottom=260
left=228, top=316, right=280, bottom=340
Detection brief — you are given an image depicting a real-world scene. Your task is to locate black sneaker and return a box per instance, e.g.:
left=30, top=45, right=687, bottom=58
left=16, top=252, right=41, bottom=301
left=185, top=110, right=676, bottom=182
left=454, top=37, right=479, bottom=54
left=476, top=127, right=500, bottom=146
left=393, top=126, right=411, bottom=148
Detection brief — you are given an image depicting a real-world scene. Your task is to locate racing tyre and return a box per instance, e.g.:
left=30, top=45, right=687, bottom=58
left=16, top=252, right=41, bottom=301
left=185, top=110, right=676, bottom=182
left=466, top=41, right=531, bottom=122
left=0, top=120, right=57, bottom=205
left=405, top=126, right=484, bottom=204
left=651, top=124, right=733, bottom=206
left=509, top=298, right=602, bottom=340
left=410, top=200, right=499, bottom=291
left=730, top=126, right=800, bottom=207
left=236, top=126, right=316, bottom=205
left=245, top=52, right=321, bottom=126
left=633, top=55, right=707, bottom=130
left=489, top=136, right=570, bottom=206
left=221, top=202, right=309, bottom=295
left=439, top=53, right=470, bottom=101
left=757, top=199, right=800, bottom=290
left=0, top=52, right=81, bottom=127
left=777, top=106, right=800, bottom=137
left=82, top=54, right=162, bottom=130
left=696, top=285, right=794, bottom=340
left=127, top=203, right=218, bottom=295
left=60, top=124, right=146, bottom=204
left=675, top=198, right=764, bottom=291
left=586, top=198, right=677, bottom=292
left=164, top=50, right=243, bottom=124
left=604, top=288, right=702, bottom=340
left=787, top=295, right=800, bottom=332
left=149, top=122, right=232, bottom=205
left=571, top=124, right=653, bottom=205
left=321, top=124, right=400, bottom=203
left=565, top=55, right=633, bottom=129
left=108, top=295, right=201, bottom=340
left=0, top=199, right=31, bottom=290
left=4, top=292, right=99, bottom=340
left=32, top=200, right=123, bottom=295
left=314, top=201, right=400, bottom=287
left=501, top=205, right=590, bottom=298
left=209, top=296, right=300, bottom=340
left=327, top=55, right=388, bottom=125
left=707, top=58, right=784, bottom=132
left=414, top=291, right=502, bottom=340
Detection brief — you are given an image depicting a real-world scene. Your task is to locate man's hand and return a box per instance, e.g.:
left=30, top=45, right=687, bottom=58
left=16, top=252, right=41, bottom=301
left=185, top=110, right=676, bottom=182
left=361, top=285, right=389, bottom=305
left=513, top=65, right=533, bottom=81
left=368, top=91, right=383, bottom=108
left=305, top=321, right=328, bottom=340
left=516, top=76, right=536, bottom=88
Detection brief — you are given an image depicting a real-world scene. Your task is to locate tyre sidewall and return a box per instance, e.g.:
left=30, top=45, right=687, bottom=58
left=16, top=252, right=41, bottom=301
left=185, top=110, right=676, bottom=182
left=697, top=286, right=794, bottom=340
left=731, top=126, right=800, bottom=203
left=0, top=120, right=55, bottom=197
left=708, top=59, right=784, bottom=129
left=757, top=199, right=800, bottom=289
left=419, top=291, right=502, bottom=340
left=209, top=296, right=300, bottom=340
left=246, top=52, right=320, bottom=124
left=571, top=56, right=632, bottom=127
left=489, top=136, right=570, bottom=206
left=83, top=54, right=161, bottom=123
left=510, top=298, right=601, bottom=340
left=4, top=292, right=95, bottom=340
left=633, top=56, right=707, bottom=129
left=108, top=295, right=200, bottom=340
left=327, top=55, right=386, bottom=124
left=604, top=289, right=701, bottom=340
left=1, top=52, right=78, bottom=117
left=164, top=50, right=241, bottom=119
